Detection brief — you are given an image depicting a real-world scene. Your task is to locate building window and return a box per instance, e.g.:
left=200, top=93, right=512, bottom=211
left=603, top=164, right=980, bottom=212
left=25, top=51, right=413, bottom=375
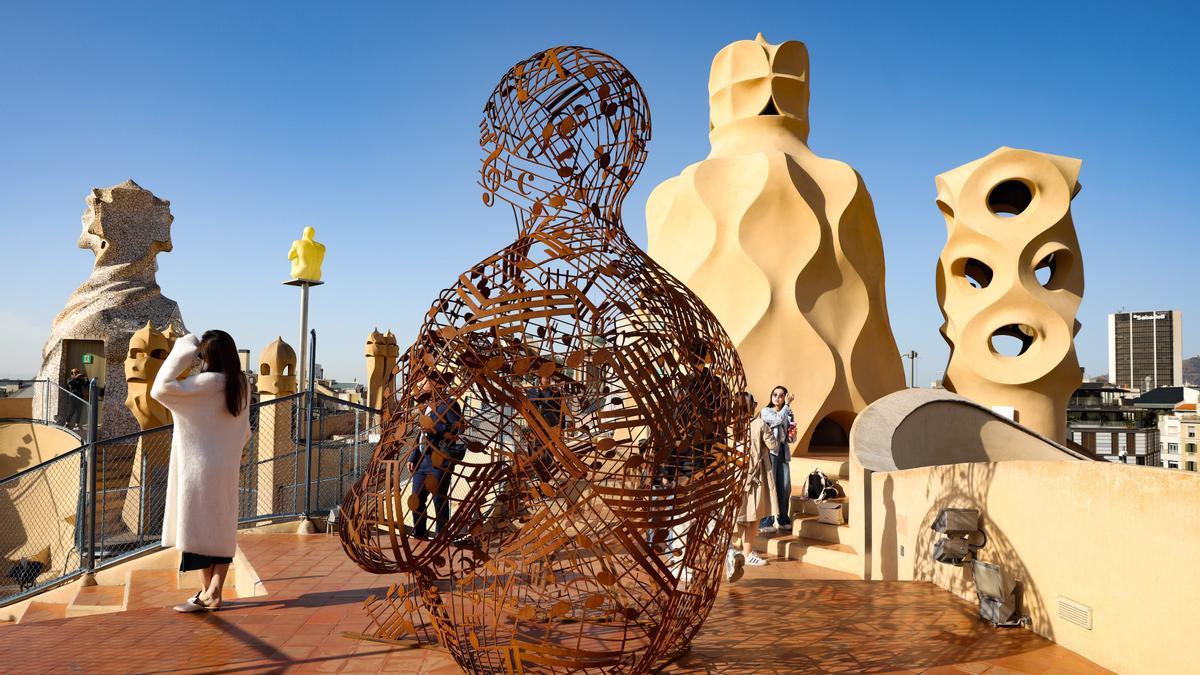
left=1169, top=461, right=1179, bottom=469
left=1189, top=444, right=1197, bottom=454
left=1189, top=462, right=1197, bottom=472
left=1189, top=427, right=1196, bottom=438
left=1168, top=443, right=1179, bottom=453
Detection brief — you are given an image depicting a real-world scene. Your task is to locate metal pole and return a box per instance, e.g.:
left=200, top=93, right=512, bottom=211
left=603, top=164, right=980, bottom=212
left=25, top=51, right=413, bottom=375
left=84, top=379, right=99, bottom=576
left=138, top=448, right=147, bottom=543
left=353, top=409, right=360, bottom=479
left=302, top=329, right=316, bottom=518
left=298, top=283, right=310, bottom=392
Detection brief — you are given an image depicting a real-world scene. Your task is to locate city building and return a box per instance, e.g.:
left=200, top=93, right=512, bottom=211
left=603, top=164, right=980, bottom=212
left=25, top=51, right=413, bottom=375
left=1066, top=381, right=1161, bottom=465
left=1108, top=309, right=1182, bottom=392
left=1158, top=401, right=1200, bottom=471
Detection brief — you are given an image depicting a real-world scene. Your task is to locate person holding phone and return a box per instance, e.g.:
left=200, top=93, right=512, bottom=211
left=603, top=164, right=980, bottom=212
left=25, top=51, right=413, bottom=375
left=758, top=385, right=795, bottom=533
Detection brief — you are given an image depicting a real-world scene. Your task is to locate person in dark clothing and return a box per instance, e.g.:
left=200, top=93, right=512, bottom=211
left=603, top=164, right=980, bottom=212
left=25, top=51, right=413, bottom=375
left=526, top=373, right=562, bottom=430
left=65, top=368, right=89, bottom=428
left=406, top=374, right=464, bottom=539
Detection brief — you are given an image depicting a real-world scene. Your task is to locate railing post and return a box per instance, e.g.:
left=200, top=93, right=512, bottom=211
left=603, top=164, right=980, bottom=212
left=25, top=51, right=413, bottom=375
left=298, top=330, right=317, bottom=534
left=82, top=379, right=99, bottom=585
left=138, top=448, right=147, bottom=543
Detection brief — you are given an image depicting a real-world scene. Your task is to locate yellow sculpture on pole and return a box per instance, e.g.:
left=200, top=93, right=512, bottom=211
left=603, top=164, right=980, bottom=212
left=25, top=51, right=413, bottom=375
left=646, top=34, right=905, bottom=453
left=935, top=147, right=1085, bottom=441
left=287, top=226, right=326, bottom=282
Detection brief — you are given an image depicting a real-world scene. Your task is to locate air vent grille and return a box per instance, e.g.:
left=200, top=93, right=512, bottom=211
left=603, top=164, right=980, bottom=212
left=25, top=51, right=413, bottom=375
left=1057, top=595, right=1092, bottom=630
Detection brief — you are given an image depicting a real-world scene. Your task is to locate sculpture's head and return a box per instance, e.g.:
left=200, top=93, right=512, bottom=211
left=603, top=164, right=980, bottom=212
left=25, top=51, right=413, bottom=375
left=79, top=179, right=173, bottom=266
left=125, top=321, right=170, bottom=385
left=365, top=328, right=386, bottom=358
left=479, top=46, right=651, bottom=231
left=935, top=147, right=1084, bottom=388
left=382, top=330, right=399, bottom=358
left=302, top=226, right=316, bottom=242
left=258, top=337, right=298, bottom=397
left=709, top=34, right=810, bottom=137
left=125, top=321, right=172, bottom=429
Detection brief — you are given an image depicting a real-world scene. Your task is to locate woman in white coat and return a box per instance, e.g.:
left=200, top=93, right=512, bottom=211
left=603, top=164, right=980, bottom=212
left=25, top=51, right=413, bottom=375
left=151, top=330, right=250, bottom=612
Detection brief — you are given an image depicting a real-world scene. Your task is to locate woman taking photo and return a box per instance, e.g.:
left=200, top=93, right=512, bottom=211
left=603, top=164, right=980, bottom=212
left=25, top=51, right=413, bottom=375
left=152, top=330, right=250, bottom=612
left=759, top=385, right=795, bottom=533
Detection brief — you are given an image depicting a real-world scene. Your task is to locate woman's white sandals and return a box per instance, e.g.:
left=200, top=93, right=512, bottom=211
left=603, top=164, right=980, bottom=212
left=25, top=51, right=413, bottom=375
left=174, top=592, right=215, bottom=613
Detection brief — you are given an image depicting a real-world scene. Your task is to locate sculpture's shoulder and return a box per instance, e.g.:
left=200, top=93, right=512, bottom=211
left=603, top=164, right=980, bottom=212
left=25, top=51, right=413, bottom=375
left=792, top=149, right=863, bottom=183
left=645, top=175, right=680, bottom=241
left=647, top=161, right=705, bottom=210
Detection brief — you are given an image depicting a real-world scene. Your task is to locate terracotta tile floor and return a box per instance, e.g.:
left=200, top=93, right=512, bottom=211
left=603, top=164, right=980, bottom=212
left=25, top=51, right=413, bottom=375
left=0, top=534, right=1108, bottom=674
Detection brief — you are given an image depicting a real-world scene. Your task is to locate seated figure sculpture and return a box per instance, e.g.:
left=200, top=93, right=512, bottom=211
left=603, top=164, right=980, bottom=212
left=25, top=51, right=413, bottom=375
left=339, top=46, right=748, bottom=674
left=287, top=226, right=325, bottom=281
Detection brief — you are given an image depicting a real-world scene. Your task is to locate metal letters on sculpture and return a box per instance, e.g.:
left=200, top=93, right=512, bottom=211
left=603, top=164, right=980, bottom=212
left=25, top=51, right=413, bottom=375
left=340, top=46, right=749, bottom=673
left=935, top=146, right=1085, bottom=441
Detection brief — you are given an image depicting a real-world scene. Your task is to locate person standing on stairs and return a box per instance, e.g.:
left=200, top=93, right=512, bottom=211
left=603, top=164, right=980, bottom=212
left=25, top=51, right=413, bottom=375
left=727, top=392, right=776, bottom=582
left=758, top=386, right=795, bottom=534
left=151, top=330, right=250, bottom=613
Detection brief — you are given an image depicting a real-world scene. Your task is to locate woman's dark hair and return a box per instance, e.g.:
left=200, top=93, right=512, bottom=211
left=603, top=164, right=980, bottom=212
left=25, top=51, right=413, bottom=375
left=768, top=385, right=789, bottom=410
left=198, top=329, right=248, bottom=416
left=739, top=391, right=756, bottom=416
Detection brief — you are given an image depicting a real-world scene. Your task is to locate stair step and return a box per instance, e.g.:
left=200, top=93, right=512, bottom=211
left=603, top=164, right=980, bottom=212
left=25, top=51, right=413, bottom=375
left=67, top=584, right=125, bottom=617
left=790, top=453, right=850, bottom=481
left=793, top=515, right=851, bottom=544
left=18, top=602, right=69, bottom=624
left=793, top=495, right=850, bottom=519
left=126, top=568, right=183, bottom=610
left=754, top=533, right=859, bottom=574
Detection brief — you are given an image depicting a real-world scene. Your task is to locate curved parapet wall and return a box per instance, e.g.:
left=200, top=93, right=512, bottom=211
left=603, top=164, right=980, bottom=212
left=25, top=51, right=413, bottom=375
left=851, top=388, right=1089, bottom=473
left=850, top=388, right=1198, bottom=675
left=0, top=420, right=82, bottom=479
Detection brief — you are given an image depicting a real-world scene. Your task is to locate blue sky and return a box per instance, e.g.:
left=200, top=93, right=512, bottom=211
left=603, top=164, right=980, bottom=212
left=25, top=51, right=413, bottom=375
left=2, top=1, right=1197, bottom=389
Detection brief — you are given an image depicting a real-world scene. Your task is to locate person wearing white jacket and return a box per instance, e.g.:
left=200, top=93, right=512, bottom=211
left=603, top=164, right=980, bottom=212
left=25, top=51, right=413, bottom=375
left=151, top=330, right=250, bottom=612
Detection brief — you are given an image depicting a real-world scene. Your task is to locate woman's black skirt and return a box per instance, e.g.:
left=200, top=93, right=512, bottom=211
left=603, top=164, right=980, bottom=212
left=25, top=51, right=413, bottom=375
left=179, top=551, right=234, bottom=572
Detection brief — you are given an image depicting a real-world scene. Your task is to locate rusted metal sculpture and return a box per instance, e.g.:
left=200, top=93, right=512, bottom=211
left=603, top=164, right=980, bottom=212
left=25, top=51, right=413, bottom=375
left=339, top=46, right=749, bottom=673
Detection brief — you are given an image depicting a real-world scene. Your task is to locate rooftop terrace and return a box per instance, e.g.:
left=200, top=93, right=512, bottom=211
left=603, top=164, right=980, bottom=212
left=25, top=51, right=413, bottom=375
left=0, top=532, right=1105, bottom=674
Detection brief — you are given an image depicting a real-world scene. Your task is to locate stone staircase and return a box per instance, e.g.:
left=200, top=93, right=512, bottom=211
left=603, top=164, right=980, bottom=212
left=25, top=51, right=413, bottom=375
left=4, top=547, right=264, bottom=625
left=750, top=452, right=859, bottom=575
